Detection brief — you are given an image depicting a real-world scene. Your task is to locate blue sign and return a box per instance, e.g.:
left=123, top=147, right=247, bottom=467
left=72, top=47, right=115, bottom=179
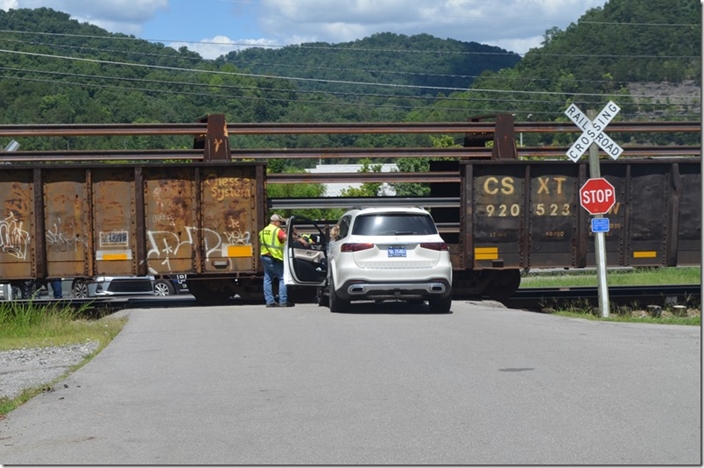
left=591, top=217, right=610, bottom=233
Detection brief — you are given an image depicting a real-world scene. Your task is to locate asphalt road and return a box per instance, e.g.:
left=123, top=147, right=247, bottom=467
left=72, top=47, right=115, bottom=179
left=0, top=300, right=700, bottom=465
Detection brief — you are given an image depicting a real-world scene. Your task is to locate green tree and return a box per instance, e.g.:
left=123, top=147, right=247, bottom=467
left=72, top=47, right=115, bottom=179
left=340, top=159, right=383, bottom=197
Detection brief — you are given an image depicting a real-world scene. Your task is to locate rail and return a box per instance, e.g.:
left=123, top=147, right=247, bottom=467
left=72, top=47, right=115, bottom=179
left=0, top=115, right=698, bottom=164
left=0, top=121, right=699, bottom=136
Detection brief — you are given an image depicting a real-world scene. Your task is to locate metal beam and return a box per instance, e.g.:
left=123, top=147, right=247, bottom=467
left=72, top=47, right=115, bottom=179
left=0, top=121, right=699, bottom=138
left=269, top=197, right=461, bottom=209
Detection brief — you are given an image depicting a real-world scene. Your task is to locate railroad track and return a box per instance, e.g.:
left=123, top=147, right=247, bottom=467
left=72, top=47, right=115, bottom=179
left=4, top=285, right=699, bottom=316
left=499, top=285, right=701, bottom=312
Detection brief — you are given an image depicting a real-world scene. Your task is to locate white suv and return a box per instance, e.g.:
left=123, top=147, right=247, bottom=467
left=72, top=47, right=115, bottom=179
left=284, top=207, right=452, bottom=313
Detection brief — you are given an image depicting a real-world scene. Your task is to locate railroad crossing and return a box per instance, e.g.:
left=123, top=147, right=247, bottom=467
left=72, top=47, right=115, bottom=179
left=565, top=101, right=624, bottom=162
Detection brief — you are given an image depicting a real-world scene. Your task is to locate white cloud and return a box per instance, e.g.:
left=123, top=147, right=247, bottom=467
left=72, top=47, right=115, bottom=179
left=1, top=0, right=609, bottom=56
left=0, top=0, right=18, bottom=10
left=6, top=0, right=168, bottom=35
left=169, top=36, right=280, bottom=60
left=258, top=0, right=607, bottom=54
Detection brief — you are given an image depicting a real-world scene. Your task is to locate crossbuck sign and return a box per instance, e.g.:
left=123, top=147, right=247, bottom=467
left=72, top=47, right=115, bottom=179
left=565, top=101, right=623, bottom=162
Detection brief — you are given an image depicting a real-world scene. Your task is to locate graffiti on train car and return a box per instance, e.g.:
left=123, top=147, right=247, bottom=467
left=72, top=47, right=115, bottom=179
left=146, top=226, right=252, bottom=257
left=0, top=213, right=29, bottom=259
left=147, top=227, right=230, bottom=269
left=204, top=175, right=253, bottom=201
left=47, top=217, right=87, bottom=253
left=143, top=168, right=257, bottom=274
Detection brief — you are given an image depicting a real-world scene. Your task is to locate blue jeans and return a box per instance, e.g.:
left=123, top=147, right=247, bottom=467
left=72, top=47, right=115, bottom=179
left=49, top=279, right=62, bottom=299
left=261, top=255, right=287, bottom=305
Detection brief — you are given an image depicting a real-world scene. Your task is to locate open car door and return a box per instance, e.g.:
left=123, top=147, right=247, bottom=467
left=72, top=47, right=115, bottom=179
left=283, top=215, right=328, bottom=287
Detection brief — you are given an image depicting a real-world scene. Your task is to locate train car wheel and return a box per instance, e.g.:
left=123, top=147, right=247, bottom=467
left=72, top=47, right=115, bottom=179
left=484, top=269, right=521, bottom=301
left=188, top=279, right=231, bottom=306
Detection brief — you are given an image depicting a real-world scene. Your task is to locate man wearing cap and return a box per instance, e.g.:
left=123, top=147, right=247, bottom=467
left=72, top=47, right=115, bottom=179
left=259, top=214, right=292, bottom=307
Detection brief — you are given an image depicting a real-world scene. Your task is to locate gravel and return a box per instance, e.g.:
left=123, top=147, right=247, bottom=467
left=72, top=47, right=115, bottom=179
left=0, top=341, right=100, bottom=400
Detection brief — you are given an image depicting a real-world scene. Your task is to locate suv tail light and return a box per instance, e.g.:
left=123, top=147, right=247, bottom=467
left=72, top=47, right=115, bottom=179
left=420, top=242, right=449, bottom=251
left=341, top=243, right=374, bottom=252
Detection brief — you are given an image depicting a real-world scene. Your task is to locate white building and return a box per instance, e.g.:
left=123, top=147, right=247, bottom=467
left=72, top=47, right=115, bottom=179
left=305, top=163, right=398, bottom=197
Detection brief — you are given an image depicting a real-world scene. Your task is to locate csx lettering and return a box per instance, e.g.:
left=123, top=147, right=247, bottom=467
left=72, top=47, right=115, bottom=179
left=536, top=177, right=567, bottom=195
left=484, top=177, right=515, bottom=195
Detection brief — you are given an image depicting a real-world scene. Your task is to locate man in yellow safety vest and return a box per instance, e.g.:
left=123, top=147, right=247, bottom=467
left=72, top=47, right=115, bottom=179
left=259, top=214, right=293, bottom=307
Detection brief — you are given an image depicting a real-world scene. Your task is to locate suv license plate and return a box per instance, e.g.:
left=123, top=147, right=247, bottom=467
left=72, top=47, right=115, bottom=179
left=388, top=246, right=406, bottom=257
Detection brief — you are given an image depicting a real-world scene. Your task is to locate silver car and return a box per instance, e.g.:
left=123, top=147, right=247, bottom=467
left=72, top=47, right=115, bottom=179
left=284, top=207, right=453, bottom=313
left=71, top=276, right=155, bottom=298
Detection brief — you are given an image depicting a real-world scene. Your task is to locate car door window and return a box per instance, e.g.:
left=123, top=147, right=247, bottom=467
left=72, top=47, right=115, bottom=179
left=338, top=216, right=351, bottom=238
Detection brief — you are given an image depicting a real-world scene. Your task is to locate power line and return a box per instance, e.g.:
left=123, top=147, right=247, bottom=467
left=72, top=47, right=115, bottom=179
left=4, top=65, right=655, bottom=108
left=0, top=27, right=699, bottom=59
left=3, top=35, right=693, bottom=89
left=0, top=29, right=518, bottom=56
left=0, top=48, right=697, bottom=101
left=1, top=70, right=696, bottom=121
left=579, top=20, right=699, bottom=27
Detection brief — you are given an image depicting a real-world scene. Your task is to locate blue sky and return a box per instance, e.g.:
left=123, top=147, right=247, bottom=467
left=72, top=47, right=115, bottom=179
left=1, top=0, right=609, bottom=59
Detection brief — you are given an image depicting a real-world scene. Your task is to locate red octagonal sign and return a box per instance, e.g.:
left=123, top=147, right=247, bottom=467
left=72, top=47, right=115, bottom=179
left=579, top=178, right=616, bottom=215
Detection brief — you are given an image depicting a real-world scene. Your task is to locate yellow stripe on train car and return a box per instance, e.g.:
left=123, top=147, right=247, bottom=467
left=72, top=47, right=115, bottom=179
left=227, top=244, right=254, bottom=257
left=475, top=247, right=499, bottom=260
left=633, top=251, right=657, bottom=259
left=98, top=252, right=130, bottom=261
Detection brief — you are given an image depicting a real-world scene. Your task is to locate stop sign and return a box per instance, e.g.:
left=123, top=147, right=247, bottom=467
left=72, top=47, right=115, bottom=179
left=579, top=178, right=616, bottom=215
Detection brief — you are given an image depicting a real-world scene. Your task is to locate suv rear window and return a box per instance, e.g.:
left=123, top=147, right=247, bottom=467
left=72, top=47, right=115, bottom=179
left=352, top=213, right=438, bottom=236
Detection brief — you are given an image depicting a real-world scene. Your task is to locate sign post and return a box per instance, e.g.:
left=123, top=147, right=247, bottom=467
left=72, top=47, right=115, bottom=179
left=566, top=102, right=623, bottom=318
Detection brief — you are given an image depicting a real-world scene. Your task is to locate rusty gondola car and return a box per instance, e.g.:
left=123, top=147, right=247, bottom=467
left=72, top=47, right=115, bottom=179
left=0, top=114, right=700, bottom=305
left=432, top=158, right=701, bottom=300
left=0, top=162, right=268, bottom=305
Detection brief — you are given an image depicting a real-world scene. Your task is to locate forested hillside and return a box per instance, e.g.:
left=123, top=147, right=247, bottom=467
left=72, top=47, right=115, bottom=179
left=411, top=0, right=700, bottom=124
left=0, top=0, right=699, bottom=158
left=219, top=32, right=521, bottom=97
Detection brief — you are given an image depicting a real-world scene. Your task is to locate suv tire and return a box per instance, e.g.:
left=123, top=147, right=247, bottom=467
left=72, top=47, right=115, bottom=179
left=328, top=278, right=349, bottom=313
left=428, top=296, right=452, bottom=314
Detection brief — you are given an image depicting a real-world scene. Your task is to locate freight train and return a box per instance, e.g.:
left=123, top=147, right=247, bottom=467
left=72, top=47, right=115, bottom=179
left=0, top=114, right=699, bottom=305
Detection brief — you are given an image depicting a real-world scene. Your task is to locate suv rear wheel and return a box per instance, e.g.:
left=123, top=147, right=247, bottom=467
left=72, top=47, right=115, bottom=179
left=428, top=296, right=452, bottom=314
left=328, top=278, right=349, bottom=313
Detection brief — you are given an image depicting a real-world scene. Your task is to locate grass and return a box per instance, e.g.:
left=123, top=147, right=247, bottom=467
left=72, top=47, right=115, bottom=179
left=522, top=267, right=701, bottom=326
left=552, top=309, right=700, bottom=326
left=0, top=300, right=126, bottom=351
left=0, top=300, right=126, bottom=415
left=520, top=266, right=701, bottom=288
